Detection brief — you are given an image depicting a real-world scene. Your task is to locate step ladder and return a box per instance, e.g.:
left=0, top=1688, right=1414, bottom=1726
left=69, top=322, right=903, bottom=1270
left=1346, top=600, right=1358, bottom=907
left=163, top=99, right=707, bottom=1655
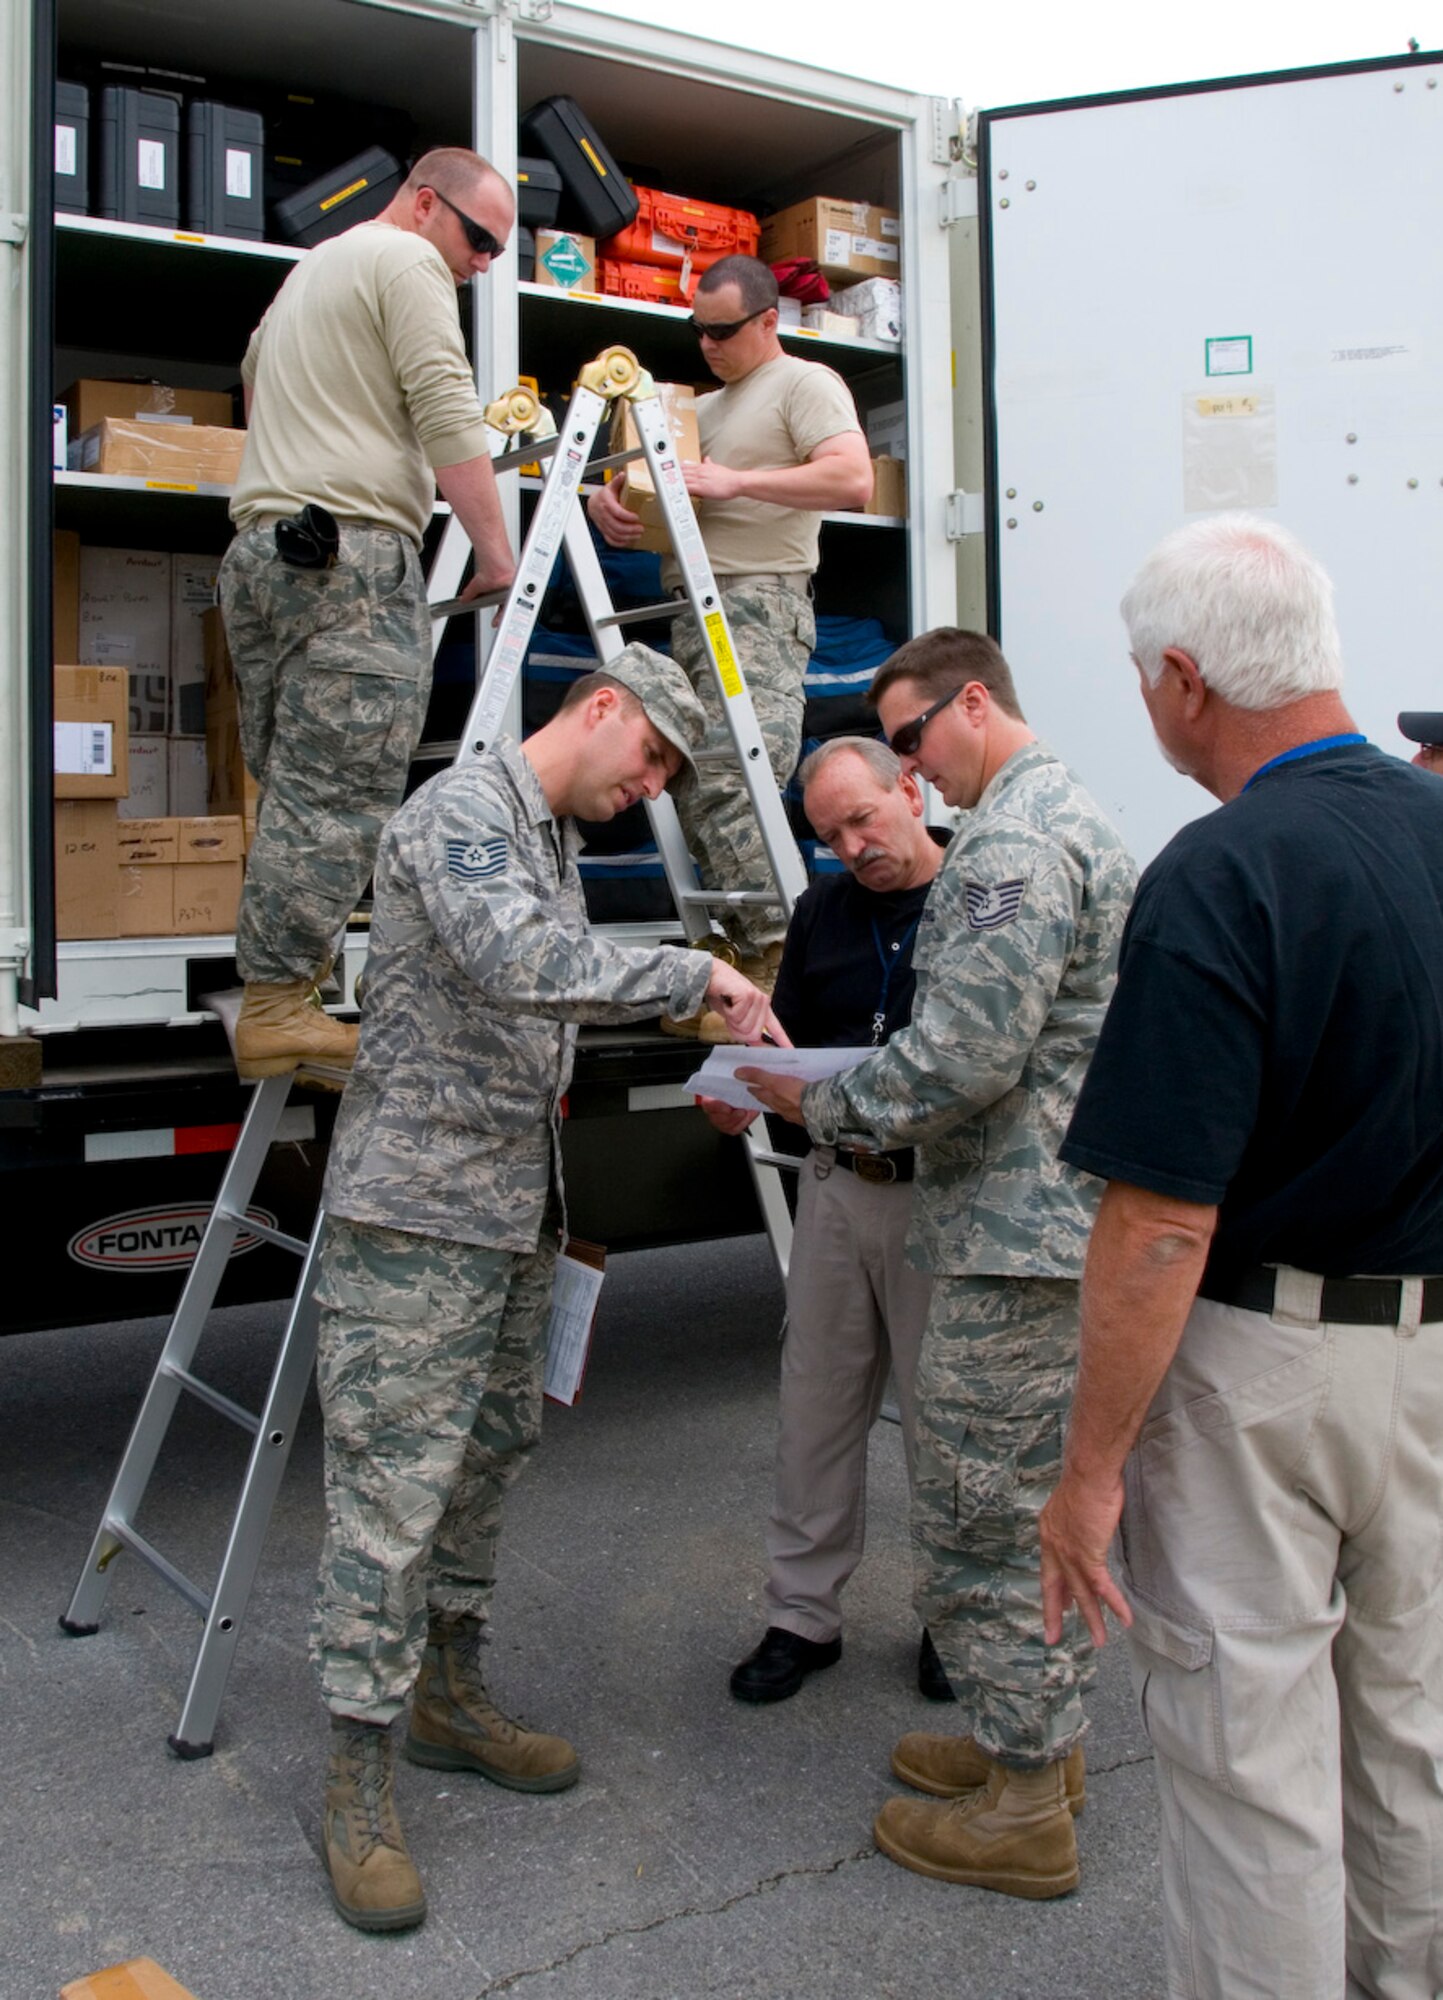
left=59, top=347, right=808, bottom=1749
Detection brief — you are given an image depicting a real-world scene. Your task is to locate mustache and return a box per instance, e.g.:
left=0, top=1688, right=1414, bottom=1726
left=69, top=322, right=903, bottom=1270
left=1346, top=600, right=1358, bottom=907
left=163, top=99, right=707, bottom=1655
left=852, top=845, right=889, bottom=872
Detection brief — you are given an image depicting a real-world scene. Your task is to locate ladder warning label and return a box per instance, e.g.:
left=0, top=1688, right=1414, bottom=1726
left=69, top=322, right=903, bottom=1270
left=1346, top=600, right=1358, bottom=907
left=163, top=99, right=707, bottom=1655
left=706, top=614, right=743, bottom=698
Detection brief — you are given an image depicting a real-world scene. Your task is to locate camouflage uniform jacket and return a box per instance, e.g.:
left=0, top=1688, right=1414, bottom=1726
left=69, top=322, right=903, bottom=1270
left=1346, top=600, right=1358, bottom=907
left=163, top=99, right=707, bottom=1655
left=323, top=738, right=712, bottom=1252
left=802, top=742, right=1136, bottom=1279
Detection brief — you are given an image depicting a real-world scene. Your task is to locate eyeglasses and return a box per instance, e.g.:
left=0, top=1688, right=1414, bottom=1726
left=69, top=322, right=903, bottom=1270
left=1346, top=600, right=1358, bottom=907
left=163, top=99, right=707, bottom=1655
left=886, top=685, right=963, bottom=759
left=424, top=186, right=506, bottom=259
left=688, top=305, right=768, bottom=342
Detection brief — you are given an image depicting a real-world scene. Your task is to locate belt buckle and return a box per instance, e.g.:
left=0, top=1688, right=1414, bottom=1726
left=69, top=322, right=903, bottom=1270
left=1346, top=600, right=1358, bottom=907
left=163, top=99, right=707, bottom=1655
left=852, top=1153, right=896, bottom=1186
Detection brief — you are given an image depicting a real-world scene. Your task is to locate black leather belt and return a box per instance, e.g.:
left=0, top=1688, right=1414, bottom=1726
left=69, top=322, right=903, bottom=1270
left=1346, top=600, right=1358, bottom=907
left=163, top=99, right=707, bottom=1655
left=1199, top=1266, right=1443, bottom=1325
left=833, top=1147, right=914, bottom=1186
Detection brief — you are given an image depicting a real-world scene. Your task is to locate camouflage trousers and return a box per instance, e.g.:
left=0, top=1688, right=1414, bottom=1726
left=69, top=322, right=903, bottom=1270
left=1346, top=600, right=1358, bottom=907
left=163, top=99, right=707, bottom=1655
left=309, top=1214, right=557, bottom=1723
left=672, top=574, right=814, bottom=955
left=217, top=521, right=432, bottom=984
left=912, top=1274, right=1094, bottom=1768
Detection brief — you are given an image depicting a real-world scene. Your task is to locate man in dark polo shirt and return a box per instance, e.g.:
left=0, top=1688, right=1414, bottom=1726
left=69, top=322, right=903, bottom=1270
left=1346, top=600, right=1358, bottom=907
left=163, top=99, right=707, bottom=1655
left=699, top=738, right=948, bottom=1703
left=1040, top=513, right=1443, bottom=2000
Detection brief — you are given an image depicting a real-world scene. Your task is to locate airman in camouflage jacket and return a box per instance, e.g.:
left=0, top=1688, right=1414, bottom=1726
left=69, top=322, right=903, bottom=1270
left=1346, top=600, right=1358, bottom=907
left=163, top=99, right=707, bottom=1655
left=323, top=736, right=711, bottom=1251
left=802, top=743, right=1136, bottom=1278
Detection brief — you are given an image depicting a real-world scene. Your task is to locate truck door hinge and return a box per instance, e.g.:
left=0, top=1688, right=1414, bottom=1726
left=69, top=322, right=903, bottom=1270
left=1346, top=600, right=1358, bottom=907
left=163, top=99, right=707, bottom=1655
left=946, top=491, right=986, bottom=540
left=940, top=179, right=978, bottom=226
left=0, top=214, right=29, bottom=247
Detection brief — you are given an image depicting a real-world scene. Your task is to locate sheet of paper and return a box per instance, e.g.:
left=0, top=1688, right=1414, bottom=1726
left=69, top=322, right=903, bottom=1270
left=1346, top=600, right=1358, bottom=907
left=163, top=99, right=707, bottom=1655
left=683, top=1045, right=868, bottom=1112
left=544, top=1242, right=605, bottom=1406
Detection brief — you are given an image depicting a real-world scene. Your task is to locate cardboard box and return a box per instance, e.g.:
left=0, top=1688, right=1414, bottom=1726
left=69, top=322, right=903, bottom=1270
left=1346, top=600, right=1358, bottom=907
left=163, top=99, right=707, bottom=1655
left=534, top=229, right=596, bottom=291
left=121, top=735, right=169, bottom=819
left=54, top=799, right=118, bottom=939
left=117, top=818, right=180, bottom=862
left=202, top=606, right=233, bottom=703
left=80, top=548, right=171, bottom=733
left=53, top=529, right=80, bottom=663
left=63, top=378, right=235, bottom=433
left=609, top=383, right=701, bottom=556
left=865, top=398, right=907, bottom=460
left=168, top=736, right=209, bottom=817
left=174, top=816, right=243, bottom=935
left=203, top=611, right=259, bottom=852
left=60, top=1955, right=200, bottom=2000
left=170, top=555, right=221, bottom=735
left=799, top=307, right=856, bottom=341
left=72, top=418, right=247, bottom=487
left=759, top=196, right=901, bottom=285
left=53, top=666, right=130, bottom=799
left=865, top=455, right=907, bottom=519
left=830, top=276, right=902, bottom=345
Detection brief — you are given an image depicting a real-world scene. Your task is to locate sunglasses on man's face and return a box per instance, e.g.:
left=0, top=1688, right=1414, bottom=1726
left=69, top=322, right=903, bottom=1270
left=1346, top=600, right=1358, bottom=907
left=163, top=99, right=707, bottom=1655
left=426, top=186, right=506, bottom=259
left=688, top=305, right=768, bottom=342
left=886, top=685, right=963, bottom=760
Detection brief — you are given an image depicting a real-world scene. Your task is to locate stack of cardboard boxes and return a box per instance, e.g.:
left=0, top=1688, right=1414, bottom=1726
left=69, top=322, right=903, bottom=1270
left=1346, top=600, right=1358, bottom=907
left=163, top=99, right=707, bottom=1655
left=759, top=196, right=903, bottom=346
left=62, top=378, right=244, bottom=487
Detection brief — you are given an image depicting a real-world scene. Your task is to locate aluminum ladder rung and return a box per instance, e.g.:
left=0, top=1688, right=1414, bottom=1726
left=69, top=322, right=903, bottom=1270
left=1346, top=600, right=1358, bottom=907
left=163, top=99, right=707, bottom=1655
left=594, top=600, right=688, bottom=629
left=748, top=1150, right=803, bottom=1173
left=99, top=1520, right=212, bottom=1620
left=158, top=1361, right=261, bottom=1435
left=676, top=888, right=783, bottom=908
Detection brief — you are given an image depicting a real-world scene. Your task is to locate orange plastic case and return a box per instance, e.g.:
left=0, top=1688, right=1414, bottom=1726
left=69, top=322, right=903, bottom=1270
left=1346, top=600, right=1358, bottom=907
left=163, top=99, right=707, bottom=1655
left=600, top=186, right=760, bottom=274
left=597, top=258, right=699, bottom=307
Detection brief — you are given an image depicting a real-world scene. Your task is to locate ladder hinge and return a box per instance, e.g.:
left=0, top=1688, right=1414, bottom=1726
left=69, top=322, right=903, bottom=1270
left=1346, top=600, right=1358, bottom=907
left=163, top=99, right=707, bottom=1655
left=946, top=491, right=986, bottom=540
left=940, top=179, right=978, bottom=227
left=0, top=214, right=28, bottom=247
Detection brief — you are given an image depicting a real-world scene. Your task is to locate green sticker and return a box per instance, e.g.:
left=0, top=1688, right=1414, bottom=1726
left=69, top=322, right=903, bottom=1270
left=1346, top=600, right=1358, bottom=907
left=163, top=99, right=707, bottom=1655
left=1205, top=335, right=1253, bottom=377
left=542, top=236, right=592, bottom=288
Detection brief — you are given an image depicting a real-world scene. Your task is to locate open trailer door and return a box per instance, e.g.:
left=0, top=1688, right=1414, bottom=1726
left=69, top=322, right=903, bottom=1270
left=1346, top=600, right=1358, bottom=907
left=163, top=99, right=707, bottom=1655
left=977, top=49, right=1443, bottom=865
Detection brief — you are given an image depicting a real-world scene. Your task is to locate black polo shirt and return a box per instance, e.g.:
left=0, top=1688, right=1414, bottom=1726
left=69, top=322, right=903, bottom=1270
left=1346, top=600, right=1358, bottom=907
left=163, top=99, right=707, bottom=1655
left=1060, top=743, right=1443, bottom=1284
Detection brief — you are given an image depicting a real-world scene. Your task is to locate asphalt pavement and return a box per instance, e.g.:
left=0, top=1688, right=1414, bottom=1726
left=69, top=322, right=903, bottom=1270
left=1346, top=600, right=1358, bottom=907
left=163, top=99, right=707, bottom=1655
left=1, top=1233, right=1164, bottom=2000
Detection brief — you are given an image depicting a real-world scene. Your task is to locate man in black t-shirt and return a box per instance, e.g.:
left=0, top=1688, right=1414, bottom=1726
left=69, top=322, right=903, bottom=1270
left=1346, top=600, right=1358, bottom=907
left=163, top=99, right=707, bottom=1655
left=699, top=738, right=946, bottom=1705
left=1040, top=514, right=1443, bottom=2000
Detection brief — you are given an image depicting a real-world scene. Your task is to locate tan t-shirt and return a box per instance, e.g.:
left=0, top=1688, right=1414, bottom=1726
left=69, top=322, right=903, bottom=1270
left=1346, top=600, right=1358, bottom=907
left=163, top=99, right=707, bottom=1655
left=231, top=222, right=491, bottom=546
left=661, top=353, right=861, bottom=584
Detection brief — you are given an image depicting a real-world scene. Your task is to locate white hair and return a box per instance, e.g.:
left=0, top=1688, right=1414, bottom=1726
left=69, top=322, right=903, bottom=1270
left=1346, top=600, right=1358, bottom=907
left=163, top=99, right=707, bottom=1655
left=1121, top=514, right=1344, bottom=710
left=797, top=736, right=902, bottom=791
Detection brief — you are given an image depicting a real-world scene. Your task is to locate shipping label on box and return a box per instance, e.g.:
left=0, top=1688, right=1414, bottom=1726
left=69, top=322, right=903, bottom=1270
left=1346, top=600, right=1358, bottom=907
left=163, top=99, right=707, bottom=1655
left=535, top=230, right=596, bottom=291
left=120, top=735, right=169, bottom=819
left=168, top=737, right=210, bottom=818
left=760, top=197, right=901, bottom=283
left=610, top=384, right=701, bottom=555
left=53, top=665, right=130, bottom=798
left=55, top=800, right=119, bottom=940
left=170, top=555, right=221, bottom=735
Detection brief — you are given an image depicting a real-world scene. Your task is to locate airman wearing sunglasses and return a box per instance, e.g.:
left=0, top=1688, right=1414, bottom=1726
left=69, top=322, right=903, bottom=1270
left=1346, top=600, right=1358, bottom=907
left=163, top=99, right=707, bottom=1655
left=741, top=626, right=1135, bottom=1902
left=588, top=254, right=874, bottom=1024
left=222, top=148, right=517, bottom=1082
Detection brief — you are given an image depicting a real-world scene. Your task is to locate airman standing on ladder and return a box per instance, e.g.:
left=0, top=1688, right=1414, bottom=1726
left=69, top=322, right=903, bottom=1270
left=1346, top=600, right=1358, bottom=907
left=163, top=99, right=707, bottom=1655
left=309, top=644, right=782, bottom=1933
left=588, top=254, right=874, bottom=1032
left=219, top=147, right=518, bottom=1083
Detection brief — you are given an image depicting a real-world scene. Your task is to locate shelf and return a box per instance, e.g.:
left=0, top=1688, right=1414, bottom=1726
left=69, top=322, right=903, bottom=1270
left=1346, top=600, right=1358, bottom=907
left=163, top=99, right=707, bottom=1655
left=53, top=471, right=452, bottom=553
left=56, top=213, right=305, bottom=265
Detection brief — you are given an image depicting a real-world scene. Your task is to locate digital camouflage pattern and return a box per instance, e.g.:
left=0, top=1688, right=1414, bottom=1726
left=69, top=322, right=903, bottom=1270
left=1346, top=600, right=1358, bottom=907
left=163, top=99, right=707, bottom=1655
left=672, top=577, right=814, bottom=955
left=912, top=1274, right=1093, bottom=1767
left=310, top=1216, right=556, bottom=1721
left=218, top=521, right=432, bottom=983
left=323, top=735, right=711, bottom=1250
left=803, top=742, right=1137, bottom=1279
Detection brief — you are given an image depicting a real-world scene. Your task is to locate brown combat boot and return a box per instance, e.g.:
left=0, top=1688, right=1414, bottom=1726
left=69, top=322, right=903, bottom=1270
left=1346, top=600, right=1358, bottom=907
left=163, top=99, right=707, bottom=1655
left=873, top=1755, right=1080, bottom=1899
left=891, top=1732, right=1086, bottom=1815
left=403, top=1615, right=580, bottom=1793
left=235, top=978, right=358, bottom=1080
left=660, top=936, right=742, bottom=1042
left=322, top=1718, right=427, bottom=1932
left=696, top=938, right=784, bottom=1044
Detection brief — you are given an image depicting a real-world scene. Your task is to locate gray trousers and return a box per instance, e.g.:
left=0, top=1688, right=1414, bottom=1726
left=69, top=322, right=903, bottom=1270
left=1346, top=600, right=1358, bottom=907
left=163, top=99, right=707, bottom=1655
left=764, top=1156, right=931, bottom=1641
left=1120, top=1269, right=1443, bottom=2000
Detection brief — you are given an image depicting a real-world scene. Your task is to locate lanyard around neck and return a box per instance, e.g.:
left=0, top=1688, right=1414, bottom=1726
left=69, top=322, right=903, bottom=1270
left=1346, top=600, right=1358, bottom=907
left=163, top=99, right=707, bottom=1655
left=870, top=913, right=921, bottom=1046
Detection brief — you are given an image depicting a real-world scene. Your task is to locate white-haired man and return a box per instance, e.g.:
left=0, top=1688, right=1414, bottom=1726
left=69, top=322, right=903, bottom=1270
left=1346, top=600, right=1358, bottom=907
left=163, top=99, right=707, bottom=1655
left=1042, top=514, right=1443, bottom=1999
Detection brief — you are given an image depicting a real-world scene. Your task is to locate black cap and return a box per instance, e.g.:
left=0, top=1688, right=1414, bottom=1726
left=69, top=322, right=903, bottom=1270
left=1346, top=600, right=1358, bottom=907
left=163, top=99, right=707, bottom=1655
left=1398, top=712, right=1443, bottom=746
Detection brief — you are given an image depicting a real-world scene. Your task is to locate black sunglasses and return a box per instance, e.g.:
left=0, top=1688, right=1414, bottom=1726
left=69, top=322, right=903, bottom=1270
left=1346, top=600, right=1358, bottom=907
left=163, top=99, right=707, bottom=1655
left=425, top=186, right=506, bottom=260
left=886, top=685, right=963, bottom=759
left=688, top=305, right=768, bottom=342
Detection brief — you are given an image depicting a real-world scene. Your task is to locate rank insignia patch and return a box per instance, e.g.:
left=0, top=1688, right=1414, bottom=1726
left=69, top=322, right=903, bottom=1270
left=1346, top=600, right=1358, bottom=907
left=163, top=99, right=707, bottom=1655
left=446, top=837, right=509, bottom=882
left=965, top=878, right=1026, bottom=930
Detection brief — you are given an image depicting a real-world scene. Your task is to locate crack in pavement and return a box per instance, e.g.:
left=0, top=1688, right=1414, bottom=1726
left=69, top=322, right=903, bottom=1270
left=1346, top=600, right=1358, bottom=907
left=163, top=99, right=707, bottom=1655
left=470, top=1844, right=877, bottom=1995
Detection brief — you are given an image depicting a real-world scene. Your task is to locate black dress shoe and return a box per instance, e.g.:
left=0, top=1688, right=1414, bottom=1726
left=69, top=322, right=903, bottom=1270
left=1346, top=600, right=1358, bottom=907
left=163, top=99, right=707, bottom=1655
left=729, top=1626, right=842, bottom=1703
left=917, top=1628, right=957, bottom=1703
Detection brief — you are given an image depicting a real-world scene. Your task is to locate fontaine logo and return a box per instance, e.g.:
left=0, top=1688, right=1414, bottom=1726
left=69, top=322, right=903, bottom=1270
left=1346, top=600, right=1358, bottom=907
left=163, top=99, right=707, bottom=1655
left=68, top=1202, right=279, bottom=1272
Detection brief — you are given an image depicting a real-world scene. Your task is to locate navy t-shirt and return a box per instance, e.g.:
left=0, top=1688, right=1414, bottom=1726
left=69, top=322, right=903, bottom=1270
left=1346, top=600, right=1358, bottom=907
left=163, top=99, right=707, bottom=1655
left=1060, top=743, right=1443, bottom=1284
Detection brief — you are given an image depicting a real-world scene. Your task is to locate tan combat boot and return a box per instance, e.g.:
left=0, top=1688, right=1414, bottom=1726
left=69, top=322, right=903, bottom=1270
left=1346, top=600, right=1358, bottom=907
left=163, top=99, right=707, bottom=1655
left=234, top=978, right=359, bottom=1080
left=322, top=1718, right=427, bottom=1932
left=660, top=936, right=741, bottom=1042
left=891, top=1732, right=1086, bottom=1815
left=696, top=938, right=784, bottom=1045
left=873, top=1755, right=1079, bottom=1899
left=403, top=1615, right=580, bottom=1793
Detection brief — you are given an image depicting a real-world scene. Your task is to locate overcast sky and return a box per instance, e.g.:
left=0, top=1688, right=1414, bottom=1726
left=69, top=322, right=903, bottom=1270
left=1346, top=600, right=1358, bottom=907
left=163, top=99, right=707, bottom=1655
left=575, top=0, right=1434, bottom=110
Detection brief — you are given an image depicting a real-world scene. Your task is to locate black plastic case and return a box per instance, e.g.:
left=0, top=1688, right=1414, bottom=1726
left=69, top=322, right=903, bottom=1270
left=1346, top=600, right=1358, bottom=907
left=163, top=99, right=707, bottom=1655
left=99, top=86, right=180, bottom=228
left=518, top=96, right=638, bottom=239
left=55, top=81, right=89, bottom=214
left=186, top=102, right=265, bottom=239
left=516, top=155, right=562, bottom=229
left=271, top=145, right=404, bottom=248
